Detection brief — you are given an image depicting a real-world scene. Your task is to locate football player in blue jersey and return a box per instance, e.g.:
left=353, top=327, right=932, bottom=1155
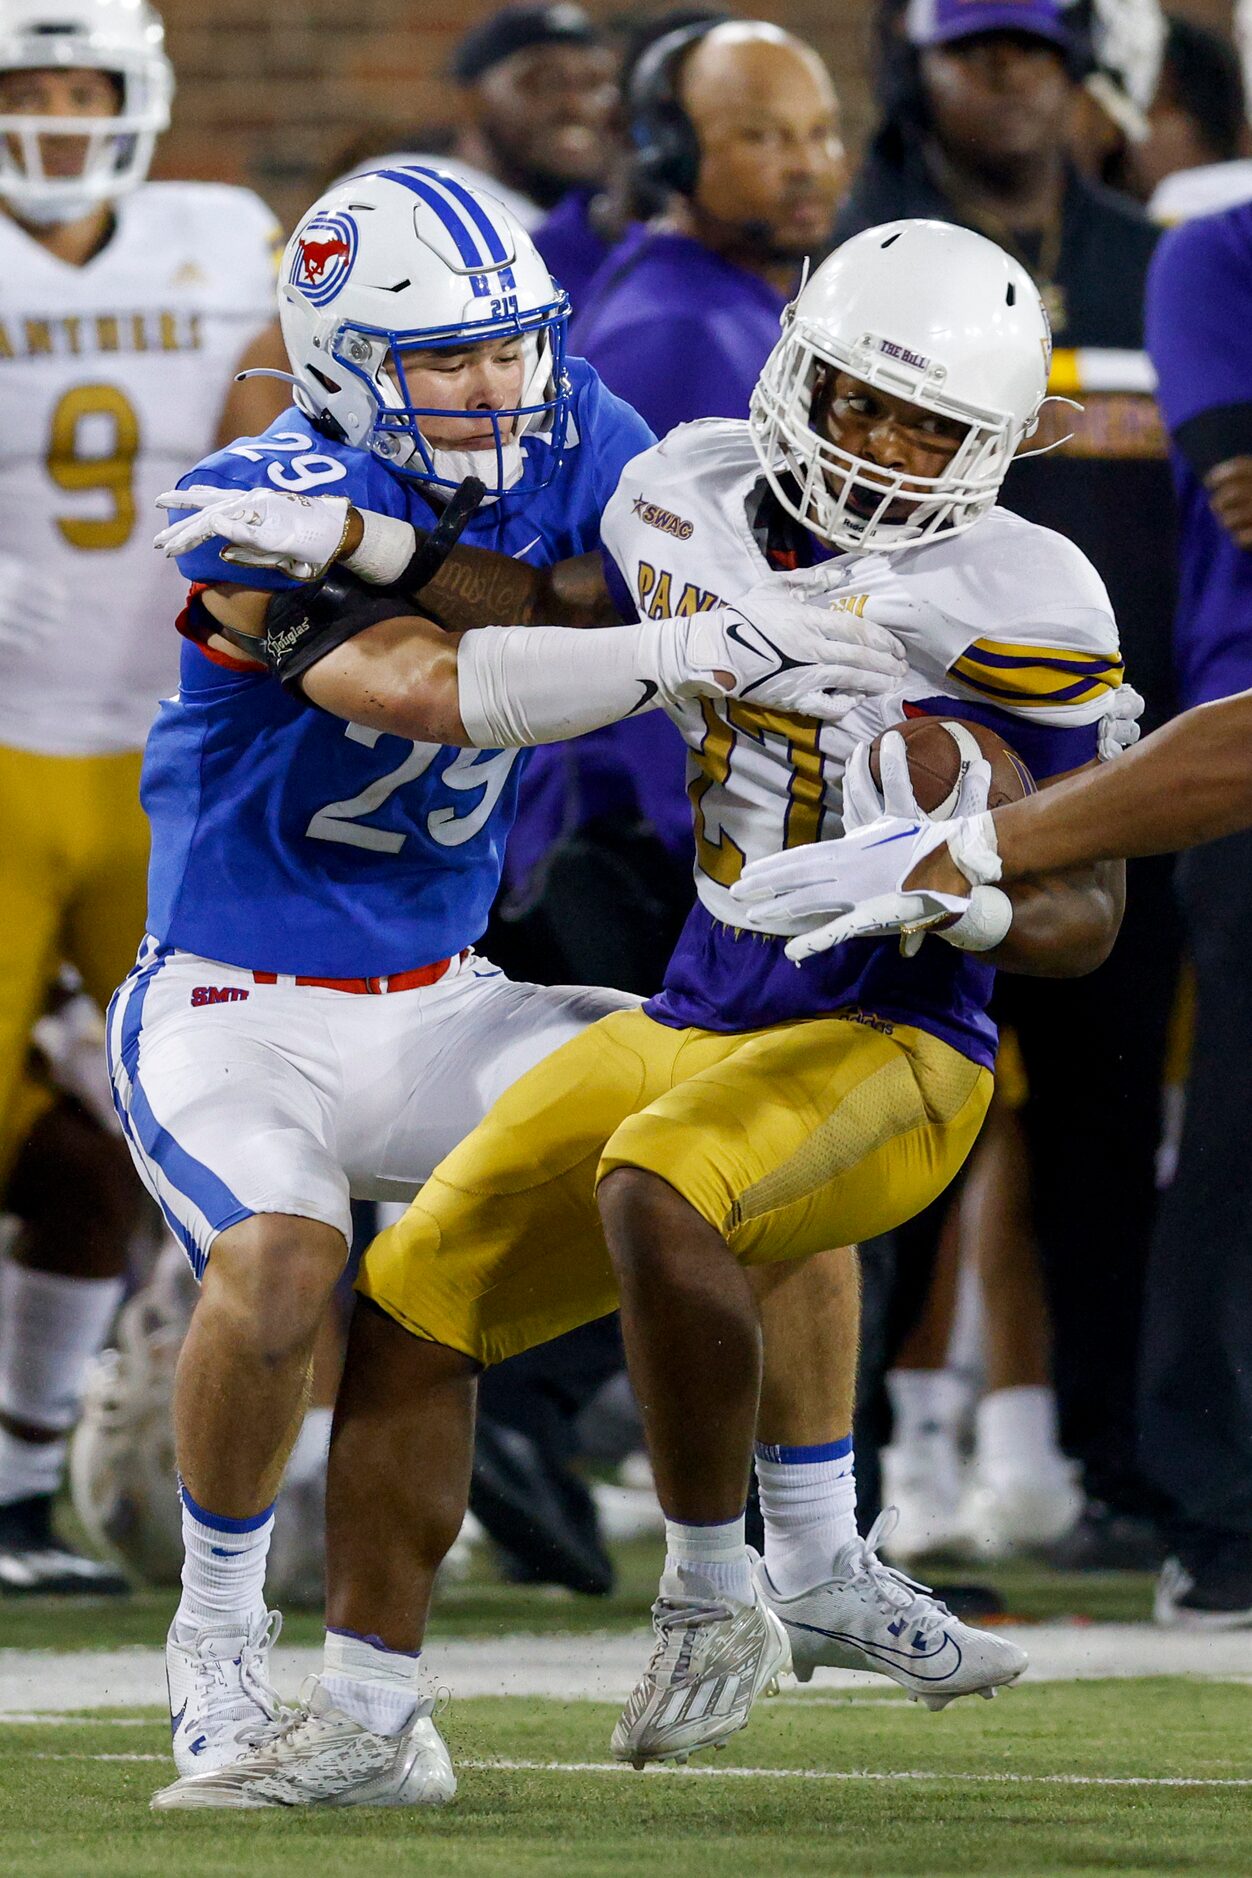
left=108, top=163, right=908, bottom=1799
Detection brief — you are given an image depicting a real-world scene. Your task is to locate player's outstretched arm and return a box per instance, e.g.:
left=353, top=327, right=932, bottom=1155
left=198, top=569, right=908, bottom=747
left=909, top=691, right=1252, bottom=897
left=733, top=736, right=1123, bottom=975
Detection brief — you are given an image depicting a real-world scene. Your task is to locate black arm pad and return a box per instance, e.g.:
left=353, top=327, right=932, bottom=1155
left=264, top=569, right=408, bottom=700
left=393, top=474, right=486, bottom=602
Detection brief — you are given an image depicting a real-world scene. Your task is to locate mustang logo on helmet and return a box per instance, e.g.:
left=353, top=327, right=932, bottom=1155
left=290, top=212, right=358, bottom=307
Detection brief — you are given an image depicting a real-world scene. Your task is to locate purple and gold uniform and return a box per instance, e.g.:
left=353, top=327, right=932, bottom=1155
left=357, top=419, right=1126, bottom=1364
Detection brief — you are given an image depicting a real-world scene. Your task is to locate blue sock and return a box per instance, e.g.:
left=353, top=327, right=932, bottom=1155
left=174, top=1481, right=273, bottom=1631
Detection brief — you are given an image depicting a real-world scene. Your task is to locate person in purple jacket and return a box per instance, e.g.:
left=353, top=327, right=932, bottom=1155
left=572, top=18, right=845, bottom=436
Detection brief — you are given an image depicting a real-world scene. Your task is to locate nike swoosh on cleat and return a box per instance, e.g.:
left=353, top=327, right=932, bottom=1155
left=785, top=1618, right=963, bottom=1681
left=170, top=1701, right=187, bottom=1735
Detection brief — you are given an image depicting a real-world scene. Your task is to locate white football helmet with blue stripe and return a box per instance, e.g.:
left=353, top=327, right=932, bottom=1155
left=277, top=165, right=571, bottom=500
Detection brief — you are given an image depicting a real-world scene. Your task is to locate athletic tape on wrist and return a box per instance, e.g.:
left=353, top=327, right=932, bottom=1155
left=946, top=810, right=1002, bottom=885
left=941, top=884, right=1014, bottom=952
left=343, top=509, right=417, bottom=586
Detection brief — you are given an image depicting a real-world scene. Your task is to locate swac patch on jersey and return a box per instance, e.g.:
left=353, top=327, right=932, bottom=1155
left=291, top=212, right=359, bottom=307
left=950, top=637, right=1124, bottom=710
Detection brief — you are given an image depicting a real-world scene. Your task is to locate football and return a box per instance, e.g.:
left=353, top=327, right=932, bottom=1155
left=868, top=715, right=1036, bottom=819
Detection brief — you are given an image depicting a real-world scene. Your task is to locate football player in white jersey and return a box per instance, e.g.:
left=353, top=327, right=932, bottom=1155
left=151, top=221, right=1137, bottom=1806
left=0, top=0, right=287, bottom=1594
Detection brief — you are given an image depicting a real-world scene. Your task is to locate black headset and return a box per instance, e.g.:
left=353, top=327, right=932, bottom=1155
left=627, top=19, right=727, bottom=199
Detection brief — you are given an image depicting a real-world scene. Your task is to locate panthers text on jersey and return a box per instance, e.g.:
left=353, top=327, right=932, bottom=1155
left=142, top=359, right=654, bottom=978
left=0, top=182, right=281, bottom=756
left=600, top=420, right=1126, bottom=1069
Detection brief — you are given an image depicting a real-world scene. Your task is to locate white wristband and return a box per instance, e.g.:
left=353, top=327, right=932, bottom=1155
left=343, top=508, right=418, bottom=586
left=940, top=884, right=1014, bottom=953
left=946, top=810, right=1002, bottom=886
left=456, top=621, right=670, bottom=747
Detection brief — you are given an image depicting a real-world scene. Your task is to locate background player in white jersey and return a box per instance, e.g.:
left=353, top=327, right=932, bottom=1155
left=0, top=0, right=286, bottom=1593
left=108, top=164, right=902, bottom=1800
left=154, top=222, right=1134, bottom=1808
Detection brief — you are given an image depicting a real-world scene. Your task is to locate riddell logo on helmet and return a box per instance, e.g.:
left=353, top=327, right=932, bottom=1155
left=290, top=212, right=358, bottom=308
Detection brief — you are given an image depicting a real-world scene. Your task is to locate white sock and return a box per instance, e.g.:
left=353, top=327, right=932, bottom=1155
left=976, top=1386, right=1068, bottom=1486
left=174, top=1483, right=273, bottom=1632
left=755, top=1437, right=858, bottom=1599
left=885, top=1368, right=967, bottom=1450
left=0, top=1423, right=64, bottom=1500
left=0, top=1257, right=123, bottom=1505
left=662, top=1513, right=752, bottom=1605
left=283, top=1406, right=333, bottom=1489
left=323, top=1626, right=421, bottom=1734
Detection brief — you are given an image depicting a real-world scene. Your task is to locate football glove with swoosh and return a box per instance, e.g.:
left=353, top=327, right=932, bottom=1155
left=730, top=816, right=973, bottom=961
left=659, top=569, right=908, bottom=719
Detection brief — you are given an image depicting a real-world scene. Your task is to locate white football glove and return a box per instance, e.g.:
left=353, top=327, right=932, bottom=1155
left=1098, top=683, right=1144, bottom=761
left=840, top=727, right=994, bottom=833
left=154, top=485, right=353, bottom=582
left=729, top=807, right=1007, bottom=961
left=838, top=731, right=999, bottom=952
left=659, top=571, right=908, bottom=719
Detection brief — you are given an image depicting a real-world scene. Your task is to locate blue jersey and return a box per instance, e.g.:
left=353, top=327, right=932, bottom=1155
left=141, top=357, right=654, bottom=976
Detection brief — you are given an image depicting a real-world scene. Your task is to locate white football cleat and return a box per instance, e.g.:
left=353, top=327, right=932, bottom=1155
left=960, top=1466, right=1083, bottom=1561
left=166, top=1609, right=286, bottom=1774
left=610, top=1571, right=790, bottom=1769
left=879, top=1434, right=968, bottom=1563
left=756, top=1509, right=1027, bottom=1709
left=151, top=1675, right=456, bottom=1809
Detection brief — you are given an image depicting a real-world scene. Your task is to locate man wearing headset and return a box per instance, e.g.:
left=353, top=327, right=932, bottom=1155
left=571, top=18, right=845, bottom=437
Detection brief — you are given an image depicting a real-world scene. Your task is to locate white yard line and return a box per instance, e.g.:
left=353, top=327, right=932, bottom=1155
left=5, top=1623, right=1252, bottom=1716
left=19, top=1752, right=1252, bottom=1789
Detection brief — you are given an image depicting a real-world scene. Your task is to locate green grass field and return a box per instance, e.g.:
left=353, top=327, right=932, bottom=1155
left=2, top=1544, right=1230, bottom=1876
left=0, top=1542, right=1157, bottom=1655
left=3, top=1683, right=1251, bottom=1878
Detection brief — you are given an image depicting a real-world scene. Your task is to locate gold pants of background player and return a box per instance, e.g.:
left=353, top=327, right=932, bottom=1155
left=0, top=745, right=148, bottom=1181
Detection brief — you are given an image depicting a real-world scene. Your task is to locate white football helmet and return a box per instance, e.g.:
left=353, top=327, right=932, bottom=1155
left=0, top=0, right=173, bottom=225
left=278, top=165, right=571, bottom=501
left=749, top=220, right=1052, bottom=555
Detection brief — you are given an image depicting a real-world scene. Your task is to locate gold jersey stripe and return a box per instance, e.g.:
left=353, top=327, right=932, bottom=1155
left=951, top=637, right=1125, bottom=707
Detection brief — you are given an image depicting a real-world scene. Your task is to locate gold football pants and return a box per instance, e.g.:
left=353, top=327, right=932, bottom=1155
left=358, top=1004, right=993, bottom=1366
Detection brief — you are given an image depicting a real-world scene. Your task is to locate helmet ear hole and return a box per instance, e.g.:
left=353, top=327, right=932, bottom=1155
left=308, top=366, right=341, bottom=394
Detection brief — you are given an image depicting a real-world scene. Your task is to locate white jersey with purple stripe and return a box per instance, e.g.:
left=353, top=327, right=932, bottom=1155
left=600, top=420, right=1126, bottom=1066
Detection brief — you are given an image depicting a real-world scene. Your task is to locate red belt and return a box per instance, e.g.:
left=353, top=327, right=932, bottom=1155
left=252, top=951, right=465, bottom=995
